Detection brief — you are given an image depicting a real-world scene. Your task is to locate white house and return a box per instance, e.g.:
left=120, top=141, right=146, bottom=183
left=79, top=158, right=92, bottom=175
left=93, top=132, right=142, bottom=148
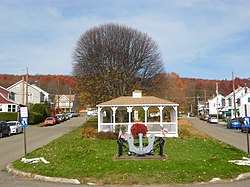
left=54, top=94, right=76, bottom=113
left=207, top=94, right=225, bottom=115
left=238, top=92, right=250, bottom=117
left=30, top=84, right=50, bottom=102
left=224, top=86, right=250, bottom=119
left=7, top=80, right=48, bottom=105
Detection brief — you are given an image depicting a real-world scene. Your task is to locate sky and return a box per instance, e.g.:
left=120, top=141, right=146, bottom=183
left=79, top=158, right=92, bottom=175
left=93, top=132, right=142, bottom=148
left=0, top=0, right=250, bottom=80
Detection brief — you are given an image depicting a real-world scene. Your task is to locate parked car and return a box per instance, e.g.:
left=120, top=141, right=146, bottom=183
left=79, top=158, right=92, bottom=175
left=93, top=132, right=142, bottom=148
left=44, top=117, right=56, bottom=126
left=227, top=120, right=241, bottom=129
left=210, top=117, right=218, bottom=124
left=53, top=116, right=60, bottom=124
left=71, top=112, right=78, bottom=117
left=56, top=114, right=64, bottom=122
left=200, top=115, right=205, bottom=120
left=0, top=121, right=11, bottom=138
left=7, top=121, right=23, bottom=134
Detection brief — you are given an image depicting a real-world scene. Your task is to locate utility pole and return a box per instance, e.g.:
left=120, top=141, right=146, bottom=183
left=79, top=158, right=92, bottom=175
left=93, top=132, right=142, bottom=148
left=216, top=82, right=219, bottom=121
left=24, top=67, right=29, bottom=155
left=69, top=87, right=71, bottom=113
left=25, top=67, right=29, bottom=106
left=232, top=71, right=237, bottom=119
left=57, top=79, right=60, bottom=113
left=204, top=89, right=207, bottom=116
left=22, top=76, right=25, bottom=105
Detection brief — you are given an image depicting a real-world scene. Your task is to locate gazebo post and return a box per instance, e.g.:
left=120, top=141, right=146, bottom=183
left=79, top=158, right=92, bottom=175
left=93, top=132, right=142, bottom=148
left=143, top=106, right=149, bottom=127
left=97, top=107, right=102, bottom=132
left=127, top=106, right=133, bottom=133
left=173, top=106, right=178, bottom=137
left=158, top=106, right=164, bottom=128
left=111, top=107, right=117, bottom=132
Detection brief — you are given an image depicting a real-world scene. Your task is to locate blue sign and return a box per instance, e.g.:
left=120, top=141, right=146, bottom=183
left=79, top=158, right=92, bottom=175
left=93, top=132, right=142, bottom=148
left=243, top=116, right=250, bottom=128
left=20, top=117, right=28, bottom=128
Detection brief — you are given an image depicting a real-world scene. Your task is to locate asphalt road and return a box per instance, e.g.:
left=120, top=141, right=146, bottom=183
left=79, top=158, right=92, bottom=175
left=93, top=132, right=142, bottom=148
left=0, top=116, right=88, bottom=187
left=1, top=116, right=250, bottom=187
left=187, top=117, right=248, bottom=153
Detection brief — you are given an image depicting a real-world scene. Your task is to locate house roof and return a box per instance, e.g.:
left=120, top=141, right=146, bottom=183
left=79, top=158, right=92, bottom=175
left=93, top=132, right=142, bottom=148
left=225, top=86, right=250, bottom=99
left=7, top=80, right=47, bottom=95
left=97, top=96, right=178, bottom=107
left=0, top=93, right=16, bottom=104
left=54, top=94, right=75, bottom=101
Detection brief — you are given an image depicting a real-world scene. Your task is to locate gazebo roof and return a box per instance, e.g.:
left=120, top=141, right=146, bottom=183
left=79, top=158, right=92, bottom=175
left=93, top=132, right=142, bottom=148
left=97, top=96, right=178, bottom=107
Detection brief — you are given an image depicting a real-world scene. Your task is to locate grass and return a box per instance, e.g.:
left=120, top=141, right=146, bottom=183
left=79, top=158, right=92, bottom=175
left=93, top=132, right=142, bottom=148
left=12, top=117, right=250, bottom=185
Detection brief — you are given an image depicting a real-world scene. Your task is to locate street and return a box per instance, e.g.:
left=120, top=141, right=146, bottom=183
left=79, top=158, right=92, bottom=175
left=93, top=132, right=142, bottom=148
left=187, top=116, right=248, bottom=153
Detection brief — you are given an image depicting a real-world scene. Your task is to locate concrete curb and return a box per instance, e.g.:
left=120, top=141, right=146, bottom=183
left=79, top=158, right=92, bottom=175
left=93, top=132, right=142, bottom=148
left=6, top=163, right=250, bottom=185
left=7, top=163, right=80, bottom=185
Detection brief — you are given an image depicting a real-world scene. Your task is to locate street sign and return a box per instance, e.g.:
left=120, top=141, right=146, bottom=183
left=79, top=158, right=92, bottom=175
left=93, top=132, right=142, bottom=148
left=20, top=107, right=28, bottom=117
left=20, top=117, right=28, bottom=128
left=243, top=116, right=250, bottom=128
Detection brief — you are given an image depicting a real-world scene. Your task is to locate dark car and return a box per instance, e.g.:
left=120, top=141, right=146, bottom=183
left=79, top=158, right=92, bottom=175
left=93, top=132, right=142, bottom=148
left=227, top=120, right=241, bottom=129
left=53, top=116, right=60, bottom=124
left=0, top=121, right=11, bottom=138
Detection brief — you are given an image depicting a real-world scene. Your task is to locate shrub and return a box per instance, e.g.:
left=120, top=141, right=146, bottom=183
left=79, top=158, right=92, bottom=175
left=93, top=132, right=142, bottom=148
left=29, top=112, right=44, bottom=124
left=31, top=103, right=50, bottom=118
left=80, top=126, right=97, bottom=139
left=96, top=132, right=117, bottom=140
left=114, top=125, right=126, bottom=135
left=0, top=112, right=18, bottom=121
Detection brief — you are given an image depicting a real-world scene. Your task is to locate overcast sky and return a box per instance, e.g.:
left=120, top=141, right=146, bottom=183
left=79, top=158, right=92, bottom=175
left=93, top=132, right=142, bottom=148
left=0, top=0, right=250, bottom=80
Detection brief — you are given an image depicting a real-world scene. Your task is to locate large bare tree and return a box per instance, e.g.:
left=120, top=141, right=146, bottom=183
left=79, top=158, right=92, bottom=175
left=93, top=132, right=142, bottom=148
left=72, top=23, right=163, bottom=106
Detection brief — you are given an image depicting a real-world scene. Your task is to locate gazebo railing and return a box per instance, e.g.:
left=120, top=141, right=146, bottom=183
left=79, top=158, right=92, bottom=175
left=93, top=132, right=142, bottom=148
left=99, top=122, right=178, bottom=137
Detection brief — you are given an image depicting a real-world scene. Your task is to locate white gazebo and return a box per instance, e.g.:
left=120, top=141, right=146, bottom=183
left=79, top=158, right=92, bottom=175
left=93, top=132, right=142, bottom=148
left=96, top=90, right=179, bottom=137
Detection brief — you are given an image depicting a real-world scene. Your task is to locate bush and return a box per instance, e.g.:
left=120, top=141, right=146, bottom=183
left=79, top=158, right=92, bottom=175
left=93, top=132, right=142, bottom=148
left=31, top=104, right=50, bottom=118
left=29, top=112, right=44, bottom=124
left=0, top=112, right=18, bottom=121
left=96, top=132, right=117, bottom=140
left=80, top=126, right=97, bottom=139
left=114, top=125, right=126, bottom=135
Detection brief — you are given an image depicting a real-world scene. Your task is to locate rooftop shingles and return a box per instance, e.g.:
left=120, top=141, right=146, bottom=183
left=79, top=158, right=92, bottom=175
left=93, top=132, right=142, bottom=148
left=97, top=96, right=178, bottom=106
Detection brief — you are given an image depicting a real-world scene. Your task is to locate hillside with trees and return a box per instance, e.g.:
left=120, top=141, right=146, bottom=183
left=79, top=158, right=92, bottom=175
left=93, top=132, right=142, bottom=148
left=0, top=73, right=249, bottom=113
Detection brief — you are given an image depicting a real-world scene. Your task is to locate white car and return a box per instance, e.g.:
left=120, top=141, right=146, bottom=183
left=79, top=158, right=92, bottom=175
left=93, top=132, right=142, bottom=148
left=7, top=121, right=23, bottom=134
left=210, top=117, right=218, bottom=124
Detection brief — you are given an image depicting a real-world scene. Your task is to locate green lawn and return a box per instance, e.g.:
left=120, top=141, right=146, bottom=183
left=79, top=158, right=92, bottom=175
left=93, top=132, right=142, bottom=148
left=12, top=118, right=250, bottom=185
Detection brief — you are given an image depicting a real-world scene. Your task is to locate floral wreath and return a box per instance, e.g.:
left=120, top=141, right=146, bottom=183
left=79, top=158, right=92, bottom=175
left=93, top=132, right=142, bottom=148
left=131, top=123, right=148, bottom=139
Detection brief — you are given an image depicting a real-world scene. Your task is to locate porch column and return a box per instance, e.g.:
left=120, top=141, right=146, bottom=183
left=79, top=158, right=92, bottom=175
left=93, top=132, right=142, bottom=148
left=97, top=107, right=102, bottom=132
left=173, top=106, right=178, bottom=137
left=111, top=107, right=117, bottom=132
left=158, top=106, right=164, bottom=128
left=143, top=106, right=149, bottom=126
left=127, top=107, right=133, bottom=133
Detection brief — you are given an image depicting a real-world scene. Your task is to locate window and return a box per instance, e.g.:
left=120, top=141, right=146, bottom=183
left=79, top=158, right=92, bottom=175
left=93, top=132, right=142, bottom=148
left=12, top=105, right=16, bottom=112
left=248, top=97, right=250, bottom=102
left=228, top=98, right=232, bottom=106
left=8, top=105, right=11, bottom=112
left=28, top=93, right=33, bottom=101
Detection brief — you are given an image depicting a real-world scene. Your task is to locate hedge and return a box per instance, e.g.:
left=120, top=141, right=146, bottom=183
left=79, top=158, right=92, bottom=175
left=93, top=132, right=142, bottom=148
left=28, top=112, right=44, bottom=124
left=0, top=112, right=18, bottom=121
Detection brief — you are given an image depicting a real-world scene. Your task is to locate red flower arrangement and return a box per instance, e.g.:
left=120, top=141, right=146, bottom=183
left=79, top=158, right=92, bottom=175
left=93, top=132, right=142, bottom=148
left=131, top=123, right=148, bottom=139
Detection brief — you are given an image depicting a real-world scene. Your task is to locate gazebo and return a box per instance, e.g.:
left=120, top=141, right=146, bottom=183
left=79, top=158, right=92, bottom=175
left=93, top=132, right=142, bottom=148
left=96, top=90, right=179, bottom=137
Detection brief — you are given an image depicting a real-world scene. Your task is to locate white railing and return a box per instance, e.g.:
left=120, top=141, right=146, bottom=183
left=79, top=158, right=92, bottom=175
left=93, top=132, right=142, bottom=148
left=99, top=122, right=178, bottom=137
